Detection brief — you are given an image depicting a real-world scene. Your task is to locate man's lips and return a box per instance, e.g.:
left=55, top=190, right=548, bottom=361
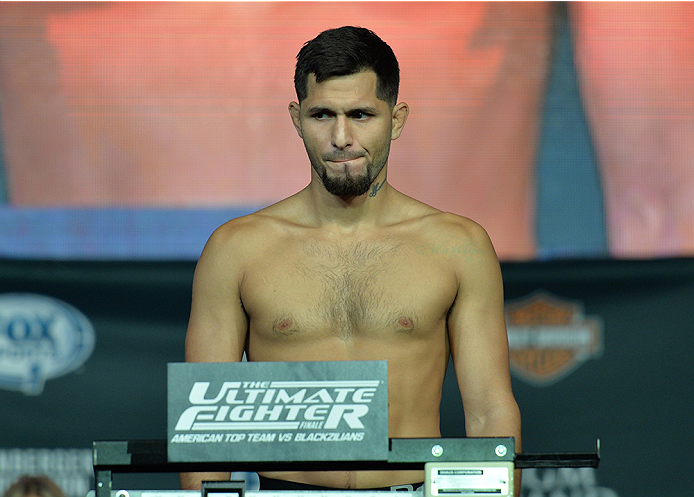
left=325, top=155, right=364, bottom=164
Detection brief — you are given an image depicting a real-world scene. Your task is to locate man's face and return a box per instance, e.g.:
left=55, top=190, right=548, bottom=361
left=289, top=71, right=407, bottom=197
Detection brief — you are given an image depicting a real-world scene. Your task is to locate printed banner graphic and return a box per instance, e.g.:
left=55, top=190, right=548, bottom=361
left=168, top=361, right=388, bottom=463
left=506, top=291, right=603, bottom=386
left=0, top=293, right=95, bottom=395
left=0, top=448, right=93, bottom=497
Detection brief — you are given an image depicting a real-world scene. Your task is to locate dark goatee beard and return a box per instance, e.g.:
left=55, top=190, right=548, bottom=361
left=320, top=168, right=374, bottom=197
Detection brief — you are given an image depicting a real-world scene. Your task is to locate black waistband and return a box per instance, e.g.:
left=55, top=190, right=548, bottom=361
left=258, top=476, right=424, bottom=492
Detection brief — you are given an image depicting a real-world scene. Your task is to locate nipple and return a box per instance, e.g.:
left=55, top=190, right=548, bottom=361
left=397, top=316, right=414, bottom=331
left=274, top=318, right=294, bottom=333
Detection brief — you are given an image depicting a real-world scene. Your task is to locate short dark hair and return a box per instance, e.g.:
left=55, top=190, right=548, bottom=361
left=3, top=476, right=65, bottom=497
left=294, top=26, right=400, bottom=106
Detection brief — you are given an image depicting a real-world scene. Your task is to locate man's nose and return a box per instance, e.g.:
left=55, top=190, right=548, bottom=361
left=331, top=116, right=353, bottom=149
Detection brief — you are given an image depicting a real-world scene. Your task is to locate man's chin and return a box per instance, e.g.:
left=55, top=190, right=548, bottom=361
left=313, top=160, right=376, bottom=197
left=323, top=178, right=372, bottom=198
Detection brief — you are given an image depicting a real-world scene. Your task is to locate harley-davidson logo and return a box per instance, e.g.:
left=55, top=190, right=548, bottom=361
left=505, top=291, right=603, bottom=386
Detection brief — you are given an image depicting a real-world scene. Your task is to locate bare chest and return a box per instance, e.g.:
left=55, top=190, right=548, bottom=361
left=242, top=239, right=456, bottom=341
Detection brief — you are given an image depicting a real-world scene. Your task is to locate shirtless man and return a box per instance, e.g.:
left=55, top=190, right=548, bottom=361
left=180, top=26, right=521, bottom=493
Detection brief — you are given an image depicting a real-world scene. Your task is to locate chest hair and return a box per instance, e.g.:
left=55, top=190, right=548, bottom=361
left=297, top=240, right=405, bottom=339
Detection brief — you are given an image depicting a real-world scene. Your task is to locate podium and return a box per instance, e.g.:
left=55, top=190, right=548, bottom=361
left=93, top=361, right=599, bottom=497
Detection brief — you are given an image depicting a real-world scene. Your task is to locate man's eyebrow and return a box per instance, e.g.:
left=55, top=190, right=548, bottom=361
left=305, top=106, right=380, bottom=115
left=349, top=106, right=379, bottom=115
left=306, top=106, right=334, bottom=114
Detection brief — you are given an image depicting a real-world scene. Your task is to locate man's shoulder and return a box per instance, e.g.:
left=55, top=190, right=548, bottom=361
left=208, top=205, right=295, bottom=248
left=406, top=208, right=498, bottom=268
left=408, top=205, right=489, bottom=241
left=393, top=191, right=481, bottom=230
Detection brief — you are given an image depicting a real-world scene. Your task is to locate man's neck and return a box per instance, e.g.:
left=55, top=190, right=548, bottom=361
left=304, top=172, right=392, bottom=231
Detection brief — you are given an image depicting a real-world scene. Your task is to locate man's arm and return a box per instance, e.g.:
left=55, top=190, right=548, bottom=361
left=446, top=221, right=521, bottom=494
left=180, top=224, right=250, bottom=490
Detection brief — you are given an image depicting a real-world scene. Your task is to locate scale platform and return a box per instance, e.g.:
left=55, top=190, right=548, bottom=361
left=89, top=492, right=419, bottom=497
left=93, top=438, right=599, bottom=497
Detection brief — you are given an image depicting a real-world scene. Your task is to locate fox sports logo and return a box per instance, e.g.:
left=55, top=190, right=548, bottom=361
left=0, top=293, right=95, bottom=395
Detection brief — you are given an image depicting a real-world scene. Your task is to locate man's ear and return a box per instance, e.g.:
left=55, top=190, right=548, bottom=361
left=288, top=101, right=303, bottom=138
left=390, top=102, right=409, bottom=140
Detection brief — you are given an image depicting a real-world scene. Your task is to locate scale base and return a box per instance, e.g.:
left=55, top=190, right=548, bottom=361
left=425, top=462, right=515, bottom=497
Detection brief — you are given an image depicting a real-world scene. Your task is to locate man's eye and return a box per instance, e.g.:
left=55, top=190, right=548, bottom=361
left=352, top=112, right=371, bottom=120
left=313, top=112, right=330, bottom=120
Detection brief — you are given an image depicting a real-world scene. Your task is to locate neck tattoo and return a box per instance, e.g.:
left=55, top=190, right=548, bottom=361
left=369, top=174, right=387, bottom=197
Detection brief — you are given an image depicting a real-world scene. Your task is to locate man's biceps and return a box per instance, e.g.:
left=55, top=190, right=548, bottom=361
left=453, top=330, right=508, bottom=367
